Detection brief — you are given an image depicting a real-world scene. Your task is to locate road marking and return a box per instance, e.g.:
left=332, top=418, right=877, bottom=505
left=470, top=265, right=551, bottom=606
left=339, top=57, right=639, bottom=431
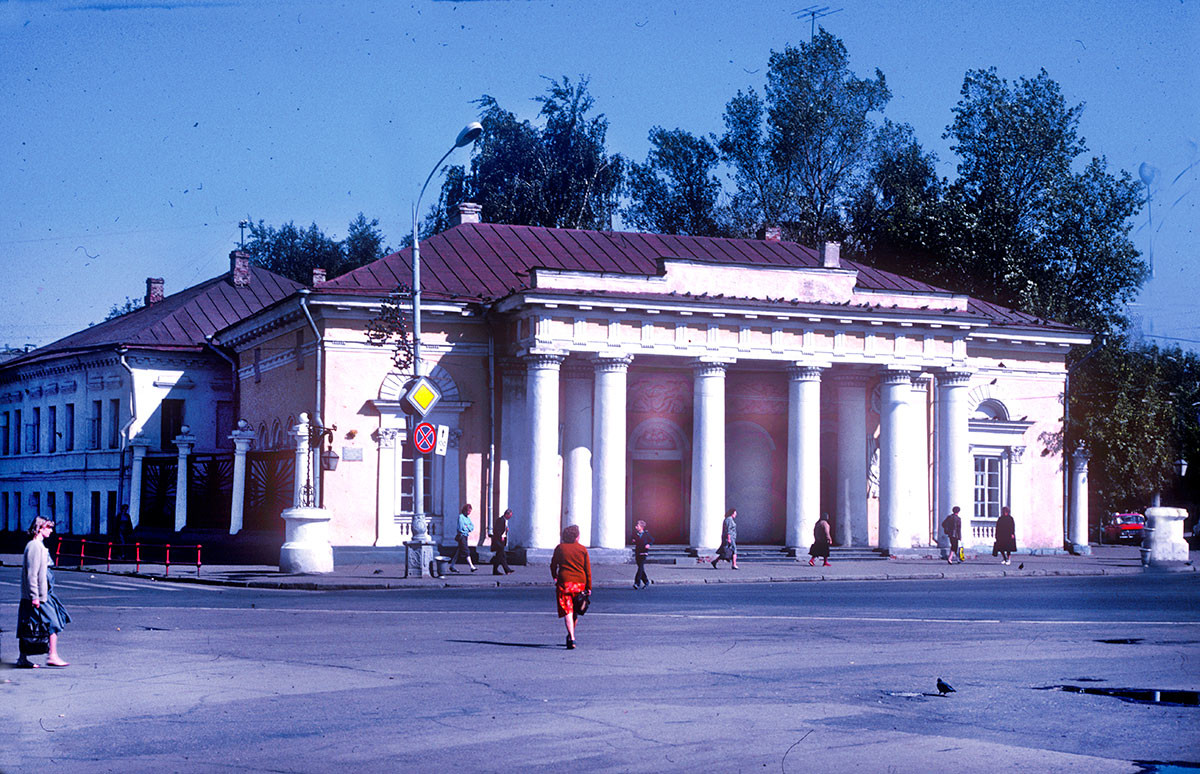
left=61, top=605, right=1200, bottom=625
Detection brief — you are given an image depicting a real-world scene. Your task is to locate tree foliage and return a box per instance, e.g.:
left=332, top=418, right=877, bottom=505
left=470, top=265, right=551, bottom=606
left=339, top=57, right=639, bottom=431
left=243, top=213, right=389, bottom=285
left=104, top=296, right=143, bottom=321
left=426, top=76, right=624, bottom=235
left=718, top=30, right=891, bottom=243
left=623, top=127, right=724, bottom=236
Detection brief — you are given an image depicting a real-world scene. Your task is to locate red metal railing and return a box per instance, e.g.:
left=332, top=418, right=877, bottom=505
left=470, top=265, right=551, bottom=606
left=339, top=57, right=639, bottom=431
left=52, top=537, right=202, bottom=577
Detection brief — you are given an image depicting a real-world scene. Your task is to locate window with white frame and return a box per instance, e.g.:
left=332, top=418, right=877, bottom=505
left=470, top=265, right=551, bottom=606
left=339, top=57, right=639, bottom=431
left=973, top=453, right=1005, bottom=520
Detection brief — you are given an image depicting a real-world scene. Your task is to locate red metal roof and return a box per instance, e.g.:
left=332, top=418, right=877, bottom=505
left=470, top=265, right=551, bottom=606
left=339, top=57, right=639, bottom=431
left=5, top=266, right=303, bottom=369
left=323, top=223, right=1081, bottom=332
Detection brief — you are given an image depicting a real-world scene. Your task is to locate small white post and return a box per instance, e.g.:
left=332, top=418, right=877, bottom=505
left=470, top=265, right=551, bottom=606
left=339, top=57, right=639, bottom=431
left=229, top=420, right=256, bottom=535
left=173, top=426, right=196, bottom=532
left=128, top=433, right=151, bottom=530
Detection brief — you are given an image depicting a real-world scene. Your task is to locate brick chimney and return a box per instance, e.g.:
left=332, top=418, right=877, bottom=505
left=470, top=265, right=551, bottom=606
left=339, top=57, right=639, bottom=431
left=312, top=267, right=327, bottom=286
left=145, top=277, right=164, bottom=306
left=820, top=241, right=841, bottom=269
left=230, top=250, right=251, bottom=288
left=448, top=201, right=482, bottom=227
left=756, top=224, right=781, bottom=242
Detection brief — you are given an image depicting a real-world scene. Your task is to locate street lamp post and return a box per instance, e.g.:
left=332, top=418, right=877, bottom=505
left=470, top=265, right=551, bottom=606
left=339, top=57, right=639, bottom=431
left=410, top=122, right=482, bottom=542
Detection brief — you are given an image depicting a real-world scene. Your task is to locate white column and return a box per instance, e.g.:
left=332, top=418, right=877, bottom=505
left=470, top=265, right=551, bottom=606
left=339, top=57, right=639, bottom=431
left=1069, top=449, right=1091, bottom=554
left=689, top=359, right=727, bottom=550
left=173, top=426, right=196, bottom=533
left=592, top=355, right=632, bottom=549
left=128, top=434, right=151, bottom=530
left=292, top=413, right=311, bottom=508
left=878, top=370, right=914, bottom=552
left=786, top=364, right=823, bottom=551
left=228, top=420, right=256, bottom=535
left=832, top=371, right=870, bottom=546
left=497, top=360, right=529, bottom=536
left=374, top=427, right=404, bottom=546
left=561, top=364, right=593, bottom=543
left=936, top=370, right=972, bottom=544
left=904, top=376, right=932, bottom=547
left=525, top=352, right=565, bottom=549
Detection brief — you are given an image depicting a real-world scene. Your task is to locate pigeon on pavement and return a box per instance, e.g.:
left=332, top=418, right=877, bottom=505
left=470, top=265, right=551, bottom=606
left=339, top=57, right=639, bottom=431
left=1018, top=563, right=1024, bottom=570
left=937, top=678, right=956, bottom=695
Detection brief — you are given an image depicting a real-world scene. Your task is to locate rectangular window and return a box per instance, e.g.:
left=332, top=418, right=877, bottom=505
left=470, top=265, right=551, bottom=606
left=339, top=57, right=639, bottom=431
left=48, top=405, right=57, bottom=453
left=46, top=491, right=55, bottom=520
left=107, top=491, right=117, bottom=535
left=64, top=491, right=74, bottom=534
left=216, top=400, right=234, bottom=449
left=89, top=400, right=102, bottom=450
left=398, top=447, right=434, bottom=518
left=108, top=398, right=121, bottom=449
left=973, top=455, right=1004, bottom=520
left=1, top=412, right=8, bottom=455
left=14, top=492, right=21, bottom=531
left=1, top=492, right=8, bottom=531
left=65, top=403, right=75, bottom=451
left=30, top=491, right=40, bottom=520
left=26, top=407, right=41, bottom=453
left=14, top=409, right=21, bottom=456
left=90, top=491, right=102, bottom=534
left=161, top=399, right=185, bottom=451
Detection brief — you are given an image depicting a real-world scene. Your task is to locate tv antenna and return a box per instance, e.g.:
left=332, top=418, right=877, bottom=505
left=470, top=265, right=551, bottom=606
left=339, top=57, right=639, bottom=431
left=238, top=219, right=249, bottom=249
left=1138, top=163, right=1157, bottom=278
left=794, top=5, right=843, bottom=41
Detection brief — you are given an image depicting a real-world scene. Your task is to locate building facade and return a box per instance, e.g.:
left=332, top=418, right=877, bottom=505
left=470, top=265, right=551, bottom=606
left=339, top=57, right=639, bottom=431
left=217, top=208, right=1090, bottom=556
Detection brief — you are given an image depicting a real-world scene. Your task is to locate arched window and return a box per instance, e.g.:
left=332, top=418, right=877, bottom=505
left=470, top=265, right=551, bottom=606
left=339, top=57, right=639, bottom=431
left=972, top=399, right=1009, bottom=421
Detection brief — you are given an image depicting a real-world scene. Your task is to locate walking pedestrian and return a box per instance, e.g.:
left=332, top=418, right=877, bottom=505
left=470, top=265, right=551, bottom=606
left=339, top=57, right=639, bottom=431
left=942, top=506, right=963, bottom=565
left=550, top=524, right=591, bottom=650
left=711, top=508, right=738, bottom=569
left=632, top=520, right=653, bottom=588
left=491, top=508, right=513, bottom=575
left=17, top=517, right=70, bottom=668
left=809, top=513, right=832, bottom=567
left=994, top=506, right=1017, bottom=565
left=448, top=504, right=477, bottom=572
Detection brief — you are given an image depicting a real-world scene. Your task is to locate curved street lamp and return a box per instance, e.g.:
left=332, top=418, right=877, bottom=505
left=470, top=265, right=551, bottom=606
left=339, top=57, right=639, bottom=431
left=410, top=122, right=483, bottom=541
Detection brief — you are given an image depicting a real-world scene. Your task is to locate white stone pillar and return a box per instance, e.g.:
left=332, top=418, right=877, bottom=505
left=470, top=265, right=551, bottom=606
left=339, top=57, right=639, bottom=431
left=832, top=371, right=870, bottom=546
left=292, top=413, right=311, bottom=508
left=128, top=434, right=151, bottom=530
left=1069, top=448, right=1091, bottom=554
left=561, top=364, right=593, bottom=543
left=592, top=355, right=632, bottom=549
left=878, top=370, right=914, bottom=552
left=173, top=426, right=196, bottom=533
left=689, top=359, right=728, bottom=550
left=228, top=420, right=256, bottom=535
left=786, top=364, right=823, bottom=551
left=498, top=360, right=529, bottom=538
left=936, top=370, right=973, bottom=544
left=525, top=352, right=565, bottom=549
left=905, top=376, right=932, bottom=547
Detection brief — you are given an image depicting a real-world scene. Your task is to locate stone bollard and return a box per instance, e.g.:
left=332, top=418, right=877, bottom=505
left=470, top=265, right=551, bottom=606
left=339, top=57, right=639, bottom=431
left=279, top=506, right=334, bottom=573
left=1144, top=507, right=1190, bottom=566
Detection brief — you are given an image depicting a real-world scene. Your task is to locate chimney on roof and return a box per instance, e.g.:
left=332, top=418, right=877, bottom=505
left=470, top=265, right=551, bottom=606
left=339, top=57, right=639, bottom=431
left=145, top=277, right=164, bottom=306
left=448, top=201, right=482, bottom=227
left=756, top=224, right=781, bottom=242
left=312, top=267, right=327, bottom=286
left=230, top=250, right=251, bottom=288
left=820, top=241, right=841, bottom=269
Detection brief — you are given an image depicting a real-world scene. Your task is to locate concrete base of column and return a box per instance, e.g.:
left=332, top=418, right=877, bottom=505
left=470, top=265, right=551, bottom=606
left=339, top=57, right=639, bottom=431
left=1069, top=542, right=1093, bottom=556
left=520, top=546, right=633, bottom=565
left=279, top=506, right=334, bottom=573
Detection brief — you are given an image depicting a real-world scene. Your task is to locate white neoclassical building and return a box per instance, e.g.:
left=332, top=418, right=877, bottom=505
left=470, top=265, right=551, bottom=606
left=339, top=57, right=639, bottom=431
left=217, top=204, right=1092, bottom=558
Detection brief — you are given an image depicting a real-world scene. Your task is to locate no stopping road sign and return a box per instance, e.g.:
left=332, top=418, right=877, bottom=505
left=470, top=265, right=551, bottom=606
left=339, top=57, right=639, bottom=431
left=413, top=422, right=437, bottom=454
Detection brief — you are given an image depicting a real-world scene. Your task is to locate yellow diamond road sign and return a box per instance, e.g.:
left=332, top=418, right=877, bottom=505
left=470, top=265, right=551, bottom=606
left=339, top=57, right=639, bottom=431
left=404, top=376, right=442, bottom=416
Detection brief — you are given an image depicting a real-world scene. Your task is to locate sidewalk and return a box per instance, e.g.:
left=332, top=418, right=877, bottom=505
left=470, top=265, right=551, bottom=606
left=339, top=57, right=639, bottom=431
left=5, top=545, right=1191, bottom=591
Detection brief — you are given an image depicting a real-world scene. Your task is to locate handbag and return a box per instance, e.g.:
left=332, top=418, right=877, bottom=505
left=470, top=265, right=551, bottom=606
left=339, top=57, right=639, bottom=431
left=572, top=590, right=590, bottom=617
left=18, top=602, right=51, bottom=656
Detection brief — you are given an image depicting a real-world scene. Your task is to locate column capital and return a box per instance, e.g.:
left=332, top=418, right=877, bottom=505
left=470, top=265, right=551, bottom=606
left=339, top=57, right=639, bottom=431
left=592, top=354, right=633, bottom=373
left=174, top=426, right=197, bottom=451
left=881, top=368, right=918, bottom=387
left=937, top=369, right=973, bottom=387
left=690, top=358, right=730, bottom=377
left=787, top=363, right=825, bottom=382
left=230, top=419, right=257, bottom=443
left=522, top=351, right=567, bottom=370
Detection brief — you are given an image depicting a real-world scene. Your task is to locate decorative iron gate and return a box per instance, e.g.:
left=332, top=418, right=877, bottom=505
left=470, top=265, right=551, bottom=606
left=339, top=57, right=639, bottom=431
left=140, top=455, right=178, bottom=530
left=189, top=454, right=233, bottom=531
left=244, top=451, right=294, bottom=533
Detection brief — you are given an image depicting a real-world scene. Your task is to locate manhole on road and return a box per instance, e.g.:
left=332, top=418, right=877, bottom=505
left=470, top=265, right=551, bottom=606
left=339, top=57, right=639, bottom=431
left=1036, top=685, right=1200, bottom=707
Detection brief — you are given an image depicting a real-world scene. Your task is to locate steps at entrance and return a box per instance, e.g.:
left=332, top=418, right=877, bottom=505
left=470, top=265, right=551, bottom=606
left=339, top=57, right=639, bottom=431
left=643, top=544, right=889, bottom=564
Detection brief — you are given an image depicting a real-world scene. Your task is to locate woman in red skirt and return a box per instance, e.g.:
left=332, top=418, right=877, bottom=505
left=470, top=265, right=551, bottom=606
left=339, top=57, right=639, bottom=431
left=550, top=524, right=591, bottom=650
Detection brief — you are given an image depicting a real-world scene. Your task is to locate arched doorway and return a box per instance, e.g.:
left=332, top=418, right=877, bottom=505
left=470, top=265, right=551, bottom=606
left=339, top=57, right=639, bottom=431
left=628, top=418, right=689, bottom=544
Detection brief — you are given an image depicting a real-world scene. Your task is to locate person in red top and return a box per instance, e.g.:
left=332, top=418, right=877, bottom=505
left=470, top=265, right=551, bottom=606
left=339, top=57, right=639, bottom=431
left=550, top=524, right=591, bottom=650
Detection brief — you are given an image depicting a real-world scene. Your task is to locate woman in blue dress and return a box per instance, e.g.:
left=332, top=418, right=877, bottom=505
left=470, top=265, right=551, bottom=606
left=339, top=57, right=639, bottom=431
left=17, top=517, right=71, bottom=668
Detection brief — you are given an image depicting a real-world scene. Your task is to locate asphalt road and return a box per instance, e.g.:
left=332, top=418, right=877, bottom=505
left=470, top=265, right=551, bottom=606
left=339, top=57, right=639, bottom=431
left=2, top=569, right=1198, bottom=773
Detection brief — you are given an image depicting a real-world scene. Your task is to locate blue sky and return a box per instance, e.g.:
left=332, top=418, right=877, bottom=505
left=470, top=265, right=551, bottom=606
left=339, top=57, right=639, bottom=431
left=2, top=0, right=1196, bottom=350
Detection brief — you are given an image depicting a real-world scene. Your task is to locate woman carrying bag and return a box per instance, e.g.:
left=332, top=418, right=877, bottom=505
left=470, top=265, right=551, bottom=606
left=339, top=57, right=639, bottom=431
left=17, top=517, right=71, bottom=668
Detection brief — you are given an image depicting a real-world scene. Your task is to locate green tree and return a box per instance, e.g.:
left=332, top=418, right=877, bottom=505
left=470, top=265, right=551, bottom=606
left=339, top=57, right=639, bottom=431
left=623, top=127, right=724, bottom=236
left=719, top=29, right=891, bottom=243
left=427, top=76, right=625, bottom=235
left=243, top=213, right=389, bottom=284
left=940, top=68, right=1145, bottom=334
left=104, top=296, right=143, bottom=321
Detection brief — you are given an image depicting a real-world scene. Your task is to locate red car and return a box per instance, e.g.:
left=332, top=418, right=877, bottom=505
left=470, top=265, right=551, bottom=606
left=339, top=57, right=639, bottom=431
left=1100, top=513, right=1146, bottom=544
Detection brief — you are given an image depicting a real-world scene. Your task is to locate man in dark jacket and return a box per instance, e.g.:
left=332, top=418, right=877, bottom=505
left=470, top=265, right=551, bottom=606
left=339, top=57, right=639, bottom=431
left=942, top=506, right=963, bottom=565
left=632, top=520, right=653, bottom=589
left=491, top=508, right=513, bottom=575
